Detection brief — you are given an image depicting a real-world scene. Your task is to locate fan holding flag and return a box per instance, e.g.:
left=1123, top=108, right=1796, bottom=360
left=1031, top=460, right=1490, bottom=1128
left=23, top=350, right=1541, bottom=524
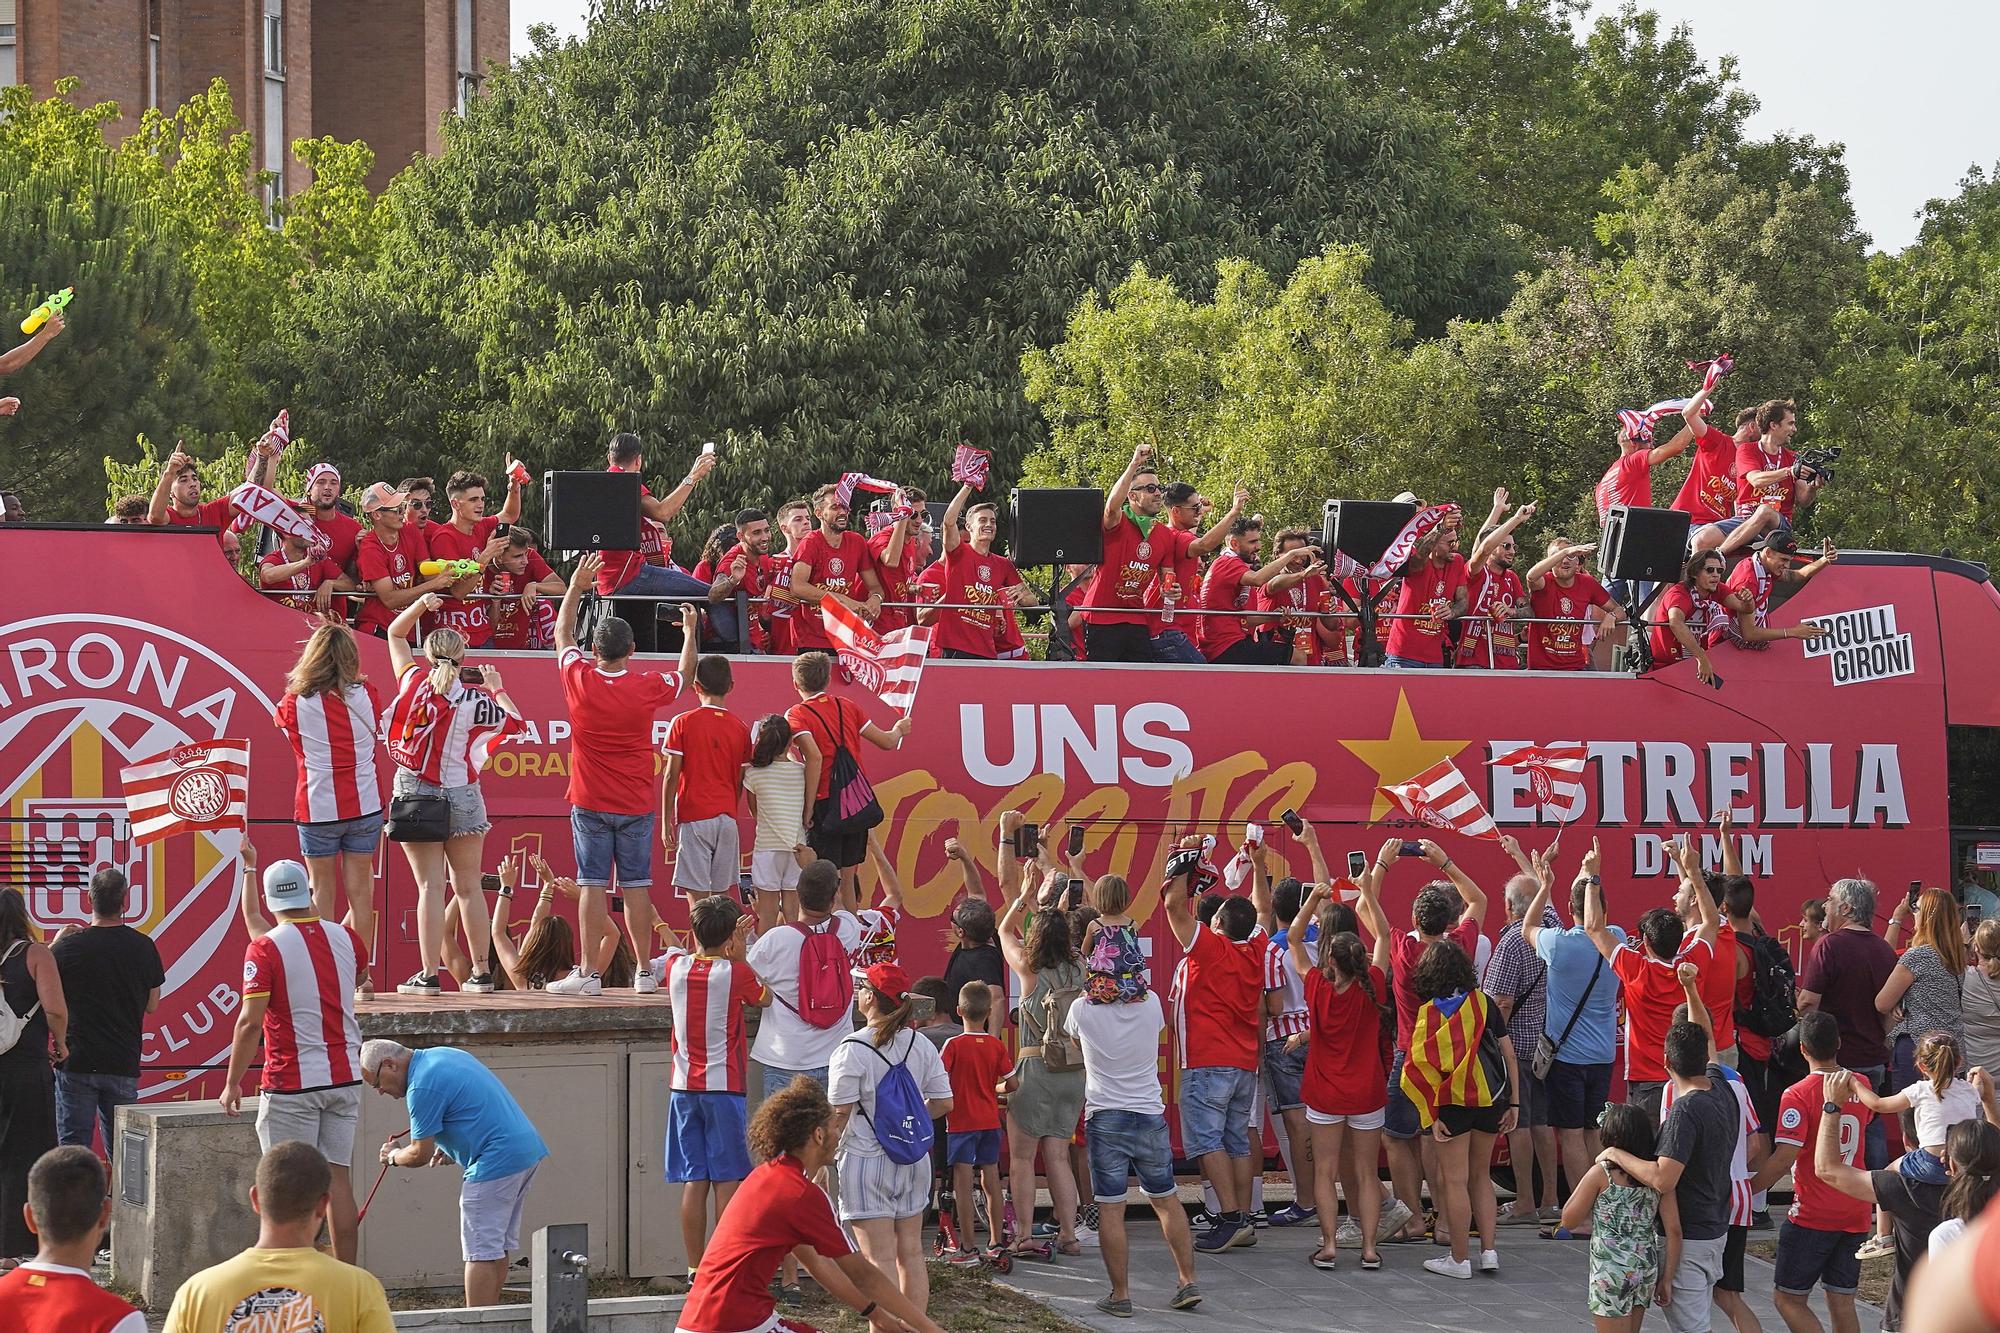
left=1594, top=374, right=1719, bottom=525
left=1488, top=743, right=1589, bottom=828
left=785, top=649, right=913, bottom=911
left=788, top=481, right=888, bottom=654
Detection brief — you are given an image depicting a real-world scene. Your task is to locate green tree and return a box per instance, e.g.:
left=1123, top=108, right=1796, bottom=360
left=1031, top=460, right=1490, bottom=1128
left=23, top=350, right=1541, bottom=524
left=263, top=0, right=1514, bottom=541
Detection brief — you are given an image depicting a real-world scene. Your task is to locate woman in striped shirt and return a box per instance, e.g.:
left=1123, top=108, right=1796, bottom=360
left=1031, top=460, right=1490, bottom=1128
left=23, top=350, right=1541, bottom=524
left=383, top=593, right=523, bottom=996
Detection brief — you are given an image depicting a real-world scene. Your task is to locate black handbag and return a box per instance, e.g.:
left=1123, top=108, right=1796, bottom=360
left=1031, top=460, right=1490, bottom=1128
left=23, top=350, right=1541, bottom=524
left=385, top=793, right=450, bottom=843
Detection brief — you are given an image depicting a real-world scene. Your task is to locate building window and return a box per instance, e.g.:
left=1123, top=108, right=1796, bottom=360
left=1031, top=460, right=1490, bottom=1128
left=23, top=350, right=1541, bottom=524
left=0, top=0, right=18, bottom=90
left=147, top=0, right=161, bottom=109
left=456, top=0, right=477, bottom=113
left=263, top=0, right=285, bottom=200
left=264, top=0, right=284, bottom=75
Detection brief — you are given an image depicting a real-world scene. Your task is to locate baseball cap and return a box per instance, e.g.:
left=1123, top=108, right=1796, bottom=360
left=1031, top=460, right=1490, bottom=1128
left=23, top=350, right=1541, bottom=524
left=864, top=961, right=912, bottom=1002
left=359, top=482, right=407, bottom=513
left=1392, top=490, right=1422, bottom=506
left=263, top=860, right=314, bottom=913
left=1752, top=530, right=1800, bottom=555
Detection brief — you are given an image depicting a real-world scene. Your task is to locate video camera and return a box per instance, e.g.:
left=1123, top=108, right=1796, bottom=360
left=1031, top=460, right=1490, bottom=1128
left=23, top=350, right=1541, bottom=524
left=1796, top=444, right=1841, bottom=485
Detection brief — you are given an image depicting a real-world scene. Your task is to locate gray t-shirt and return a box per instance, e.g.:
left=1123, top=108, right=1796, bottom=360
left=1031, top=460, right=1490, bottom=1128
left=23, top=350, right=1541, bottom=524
left=1656, top=1064, right=1741, bottom=1241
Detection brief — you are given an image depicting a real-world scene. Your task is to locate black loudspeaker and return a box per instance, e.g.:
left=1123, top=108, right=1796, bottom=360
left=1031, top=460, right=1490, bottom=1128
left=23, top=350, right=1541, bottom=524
left=1010, top=488, right=1104, bottom=566
left=1322, top=499, right=1417, bottom=567
left=545, top=470, right=642, bottom=552
left=1600, top=505, right=1692, bottom=582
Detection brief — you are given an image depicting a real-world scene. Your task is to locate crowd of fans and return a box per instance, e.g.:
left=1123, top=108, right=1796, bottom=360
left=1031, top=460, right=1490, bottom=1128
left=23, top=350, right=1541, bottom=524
left=103, top=364, right=1841, bottom=670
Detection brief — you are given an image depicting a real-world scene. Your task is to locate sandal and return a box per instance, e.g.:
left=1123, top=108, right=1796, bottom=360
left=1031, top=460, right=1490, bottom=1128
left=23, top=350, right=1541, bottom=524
left=1361, top=1251, right=1383, bottom=1271
left=1310, top=1249, right=1338, bottom=1270
left=1539, top=1224, right=1589, bottom=1240
left=1057, top=1239, right=1085, bottom=1257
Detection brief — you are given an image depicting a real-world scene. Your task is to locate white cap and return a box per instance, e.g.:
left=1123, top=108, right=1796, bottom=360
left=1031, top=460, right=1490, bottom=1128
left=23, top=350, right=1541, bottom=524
left=263, top=860, right=313, bottom=913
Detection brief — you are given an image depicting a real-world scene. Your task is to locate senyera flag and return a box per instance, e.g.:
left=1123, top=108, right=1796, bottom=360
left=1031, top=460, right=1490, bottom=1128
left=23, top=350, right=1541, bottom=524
left=821, top=597, right=932, bottom=716
left=1488, top=742, right=1588, bottom=813
left=1380, top=756, right=1500, bottom=841
left=119, top=739, right=251, bottom=846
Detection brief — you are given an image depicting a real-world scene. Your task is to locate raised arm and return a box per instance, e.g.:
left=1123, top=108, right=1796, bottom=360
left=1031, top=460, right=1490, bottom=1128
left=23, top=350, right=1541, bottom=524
left=1520, top=845, right=1557, bottom=955
left=148, top=449, right=188, bottom=525
left=1102, top=440, right=1154, bottom=530
left=1288, top=883, right=1327, bottom=979
left=238, top=838, right=271, bottom=941
left=1426, top=838, right=1486, bottom=929
left=866, top=833, right=904, bottom=914
left=1191, top=487, right=1248, bottom=558
left=1677, top=960, right=1714, bottom=1056
left=555, top=552, right=603, bottom=657
left=386, top=593, right=440, bottom=674
left=1467, top=502, right=1536, bottom=574
left=1249, top=837, right=1276, bottom=933
left=944, top=835, right=987, bottom=904
left=940, top=483, right=974, bottom=557
left=861, top=715, right=913, bottom=751
left=1579, top=839, right=1621, bottom=962
left=1677, top=838, right=1720, bottom=945
left=1161, top=836, right=1201, bottom=950
left=1524, top=541, right=1595, bottom=594
left=1647, top=418, right=1696, bottom=466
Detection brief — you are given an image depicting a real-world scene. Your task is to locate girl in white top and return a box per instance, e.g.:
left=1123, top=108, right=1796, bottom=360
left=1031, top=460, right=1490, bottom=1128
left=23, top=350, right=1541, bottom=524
left=1852, top=1032, right=1983, bottom=1256
left=827, top=962, right=953, bottom=1316
left=742, top=714, right=820, bottom=934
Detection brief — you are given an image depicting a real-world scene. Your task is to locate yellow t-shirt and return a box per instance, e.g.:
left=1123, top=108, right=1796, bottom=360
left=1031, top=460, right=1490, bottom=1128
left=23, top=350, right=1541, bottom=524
left=744, top=756, right=808, bottom=852
left=162, top=1247, right=394, bottom=1333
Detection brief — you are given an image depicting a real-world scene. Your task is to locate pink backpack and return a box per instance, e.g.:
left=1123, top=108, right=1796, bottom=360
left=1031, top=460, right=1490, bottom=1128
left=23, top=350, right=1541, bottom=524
left=777, top=918, right=855, bottom=1029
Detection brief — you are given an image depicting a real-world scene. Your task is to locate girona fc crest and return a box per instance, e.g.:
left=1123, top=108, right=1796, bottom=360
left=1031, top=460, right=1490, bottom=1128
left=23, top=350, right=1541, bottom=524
left=0, top=614, right=276, bottom=1096
left=828, top=557, right=846, bottom=576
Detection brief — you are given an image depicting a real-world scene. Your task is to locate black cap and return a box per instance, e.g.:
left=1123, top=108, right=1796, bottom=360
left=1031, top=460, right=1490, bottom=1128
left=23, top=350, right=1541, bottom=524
left=1752, top=530, right=1800, bottom=555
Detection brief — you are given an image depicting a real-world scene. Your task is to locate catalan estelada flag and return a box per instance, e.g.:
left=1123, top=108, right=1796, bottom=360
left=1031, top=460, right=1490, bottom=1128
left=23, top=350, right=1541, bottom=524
left=1399, top=990, right=1506, bottom=1129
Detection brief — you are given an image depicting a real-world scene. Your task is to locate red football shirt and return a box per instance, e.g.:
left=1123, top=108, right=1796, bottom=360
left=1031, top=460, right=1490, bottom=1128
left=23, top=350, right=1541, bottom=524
left=1301, top=965, right=1390, bottom=1116
left=1527, top=574, right=1610, bottom=671
left=1197, top=551, right=1256, bottom=660
left=308, top=506, right=364, bottom=572
left=1774, top=1071, right=1873, bottom=1232
left=1612, top=935, right=1713, bottom=1083
left=1650, top=584, right=1722, bottom=667
left=677, top=1154, right=855, bottom=1333
left=1389, top=920, right=1481, bottom=1050
left=1595, top=450, right=1653, bottom=522
left=664, top=704, right=753, bottom=824
left=1256, top=573, right=1335, bottom=664
left=867, top=527, right=926, bottom=634
left=1083, top=514, right=1167, bottom=626
left=1735, top=440, right=1798, bottom=518
left=1457, top=566, right=1526, bottom=668
left=1698, top=922, right=1739, bottom=1054
left=353, top=526, right=431, bottom=638
left=1384, top=555, right=1468, bottom=665
left=261, top=551, right=346, bottom=613
left=933, top=544, right=1021, bottom=658
left=665, top=951, right=766, bottom=1093
left=0, top=1263, right=144, bottom=1333
left=941, top=1030, right=1014, bottom=1132
left=483, top=549, right=557, bottom=649
left=560, top=647, right=682, bottom=815
left=714, top=543, right=772, bottom=652
left=165, top=497, right=234, bottom=549
left=423, top=516, right=503, bottom=645
left=790, top=530, right=878, bottom=650
left=785, top=694, right=869, bottom=801
left=1672, top=424, right=1739, bottom=525
left=242, top=918, right=367, bottom=1093
left=1144, top=524, right=1202, bottom=635
left=1174, top=924, right=1268, bottom=1072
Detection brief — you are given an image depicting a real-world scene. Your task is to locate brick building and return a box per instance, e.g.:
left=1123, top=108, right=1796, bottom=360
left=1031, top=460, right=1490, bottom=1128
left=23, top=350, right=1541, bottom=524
left=1, top=0, right=509, bottom=195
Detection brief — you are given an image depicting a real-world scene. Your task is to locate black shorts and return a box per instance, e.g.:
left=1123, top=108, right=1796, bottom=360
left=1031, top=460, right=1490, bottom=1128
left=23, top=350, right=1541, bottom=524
left=1084, top=621, right=1153, bottom=663
left=1435, top=1103, right=1508, bottom=1137
left=807, top=811, right=868, bottom=870
left=1719, top=1223, right=1748, bottom=1293
left=1773, top=1221, right=1864, bottom=1296
left=1544, top=1060, right=1613, bottom=1130
left=1212, top=638, right=1287, bottom=666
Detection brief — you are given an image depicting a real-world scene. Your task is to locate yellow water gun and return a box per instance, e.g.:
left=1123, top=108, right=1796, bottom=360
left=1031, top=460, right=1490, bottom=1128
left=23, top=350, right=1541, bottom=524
left=420, top=558, right=482, bottom=579
left=21, top=288, right=73, bottom=335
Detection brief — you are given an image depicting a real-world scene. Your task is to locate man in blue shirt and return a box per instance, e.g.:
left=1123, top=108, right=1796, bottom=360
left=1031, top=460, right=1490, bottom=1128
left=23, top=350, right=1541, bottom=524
left=1522, top=840, right=1625, bottom=1233
left=360, top=1041, right=548, bottom=1307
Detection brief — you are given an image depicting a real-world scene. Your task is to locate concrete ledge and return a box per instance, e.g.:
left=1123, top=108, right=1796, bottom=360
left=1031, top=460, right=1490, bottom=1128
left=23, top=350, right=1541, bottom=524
left=357, top=993, right=673, bottom=1040
left=392, top=1295, right=683, bottom=1330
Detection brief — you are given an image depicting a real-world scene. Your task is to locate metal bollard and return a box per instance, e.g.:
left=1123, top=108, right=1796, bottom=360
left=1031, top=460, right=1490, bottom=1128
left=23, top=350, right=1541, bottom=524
left=530, top=1223, right=589, bottom=1333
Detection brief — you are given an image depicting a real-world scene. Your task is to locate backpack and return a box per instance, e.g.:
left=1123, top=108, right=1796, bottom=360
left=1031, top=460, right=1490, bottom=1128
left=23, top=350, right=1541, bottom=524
left=1084, top=923, right=1148, bottom=1004
left=1735, top=931, right=1798, bottom=1040
left=845, top=1035, right=936, bottom=1165
left=0, top=941, right=43, bottom=1056
left=775, top=918, right=856, bottom=1029
left=806, top=702, right=883, bottom=836
left=1035, top=968, right=1088, bottom=1072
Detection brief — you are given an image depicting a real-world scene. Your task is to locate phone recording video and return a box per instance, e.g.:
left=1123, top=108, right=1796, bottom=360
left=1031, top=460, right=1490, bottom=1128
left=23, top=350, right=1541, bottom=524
left=1399, top=841, right=1424, bottom=858
left=1347, top=851, right=1368, bottom=879
left=1281, top=808, right=1305, bottom=836
left=1067, top=825, right=1085, bottom=857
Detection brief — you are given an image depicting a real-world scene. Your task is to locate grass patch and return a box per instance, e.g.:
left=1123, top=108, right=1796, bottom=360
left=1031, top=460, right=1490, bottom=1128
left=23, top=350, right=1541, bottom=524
left=1745, top=1238, right=1892, bottom=1307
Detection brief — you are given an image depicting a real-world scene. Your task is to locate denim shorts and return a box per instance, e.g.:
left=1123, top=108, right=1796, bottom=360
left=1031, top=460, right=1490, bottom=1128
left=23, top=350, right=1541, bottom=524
left=298, top=810, right=384, bottom=859
left=572, top=806, right=655, bottom=889
left=393, top=768, right=488, bottom=838
left=946, top=1128, right=1002, bottom=1167
left=666, top=1091, right=752, bottom=1183
left=761, top=1063, right=829, bottom=1103
left=1179, top=1065, right=1256, bottom=1158
left=1384, top=1049, right=1420, bottom=1141
left=1900, top=1146, right=1949, bottom=1185
left=1383, top=654, right=1445, bottom=670
left=1261, top=1038, right=1308, bottom=1112
left=1773, top=1221, right=1863, bottom=1296
left=1086, top=1108, right=1177, bottom=1201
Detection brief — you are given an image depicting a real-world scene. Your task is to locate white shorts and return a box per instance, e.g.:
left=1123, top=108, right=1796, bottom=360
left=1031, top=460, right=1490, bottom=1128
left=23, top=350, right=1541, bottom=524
left=673, top=814, right=742, bottom=894
left=461, top=1164, right=537, bottom=1262
left=751, top=848, right=802, bottom=894
left=1306, top=1105, right=1386, bottom=1130
left=256, top=1085, right=362, bottom=1166
left=836, top=1150, right=930, bottom=1222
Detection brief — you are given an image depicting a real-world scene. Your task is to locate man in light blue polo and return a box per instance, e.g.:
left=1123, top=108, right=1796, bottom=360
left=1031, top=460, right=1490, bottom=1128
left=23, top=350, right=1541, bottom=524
left=359, top=1041, right=547, bottom=1308
left=1523, top=840, right=1625, bottom=1221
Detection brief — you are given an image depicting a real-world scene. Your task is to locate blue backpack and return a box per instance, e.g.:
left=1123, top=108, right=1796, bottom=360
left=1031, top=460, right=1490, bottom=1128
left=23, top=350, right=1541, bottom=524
left=844, top=1035, right=935, bottom=1165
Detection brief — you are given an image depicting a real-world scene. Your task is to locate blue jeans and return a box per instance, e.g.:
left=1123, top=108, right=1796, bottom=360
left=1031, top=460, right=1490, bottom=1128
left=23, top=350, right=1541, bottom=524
left=1179, top=1066, right=1256, bottom=1158
left=761, top=1064, right=829, bottom=1102
left=1086, top=1109, right=1177, bottom=1201
left=1383, top=654, right=1443, bottom=670
left=56, top=1071, right=138, bottom=1156
left=1855, top=1064, right=1889, bottom=1169
left=1384, top=1049, right=1421, bottom=1140
left=613, top=564, right=734, bottom=643
left=1149, top=630, right=1204, bottom=664
left=571, top=807, right=656, bottom=889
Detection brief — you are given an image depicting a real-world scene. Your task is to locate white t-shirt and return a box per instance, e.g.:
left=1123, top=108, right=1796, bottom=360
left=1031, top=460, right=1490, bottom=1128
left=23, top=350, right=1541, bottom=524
left=744, top=757, right=808, bottom=852
left=827, top=1026, right=952, bottom=1160
left=1930, top=1215, right=1969, bottom=1263
left=1907, top=1077, right=1983, bottom=1149
left=1065, top=991, right=1166, bottom=1118
left=746, top=912, right=862, bottom=1070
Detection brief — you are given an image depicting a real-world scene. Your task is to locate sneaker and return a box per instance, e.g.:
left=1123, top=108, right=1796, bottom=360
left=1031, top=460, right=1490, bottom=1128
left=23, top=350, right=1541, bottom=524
left=1170, top=1283, right=1203, bottom=1311
left=1855, top=1234, right=1896, bottom=1261
left=1249, top=1207, right=1270, bottom=1229
left=396, top=971, right=440, bottom=995
left=1032, top=1219, right=1060, bottom=1238
left=1750, top=1209, right=1774, bottom=1231
left=1377, top=1198, right=1415, bottom=1244
left=1078, top=1203, right=1100, bottom=1230
left=1095, top=1295, right=1135, bottom=1318
left=1335, top=1216, right=1363, bottom=1248
left=545, top=967, right=602, bottom=996
left=463, top=971, right=496, bottom=994
left=1194, top=1219, right=1243, bottom=1253
left=1267, top=1204, right=1317, bottom=1228
left=632, top=969, right=660, bottom=994
left=1189, top=1208, right=1220, bottom=1232
left=946, top=1248, right=983, bottom=1267
left=1423, top=1255, right=1473, bottom=1280
left=776, top=1282, right=804, bottom=1307
left=1226, top=1217, right=1257, bottom=1249
left=1073, top=1224, right=1100, bottom=1249
left=1478, top=1249, right=1500, bottom=1273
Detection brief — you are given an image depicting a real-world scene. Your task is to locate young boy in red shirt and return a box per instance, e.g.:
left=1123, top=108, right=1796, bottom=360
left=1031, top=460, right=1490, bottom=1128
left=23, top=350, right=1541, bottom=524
left=940, top=981, right=1014, bottom=1259
left=663, top=656, right=755, bottom=899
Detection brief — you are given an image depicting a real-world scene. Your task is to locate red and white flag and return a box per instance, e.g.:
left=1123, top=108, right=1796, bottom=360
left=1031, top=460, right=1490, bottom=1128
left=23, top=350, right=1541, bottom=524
left=1688, top=353, right=1735, bottom=394
left=1380, top=757, right=1499, bottom=842
left=821, top=597, right=932, bottom=715
left=119, top=739, right=251, bottom=846
left=950, top=444, right=992, bottom=490
left=1488, top=743, right=1589, bottom=818
left=833, top=472, right=899, bottom=508
left=230, top=482, right=328, bottom=556
left=1326, top=503, right=1459, bottom=581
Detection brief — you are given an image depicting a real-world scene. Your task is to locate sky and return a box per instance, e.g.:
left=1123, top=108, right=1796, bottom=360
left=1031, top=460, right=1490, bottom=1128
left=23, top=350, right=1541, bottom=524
left=509, top=0, right=1998, bottom=253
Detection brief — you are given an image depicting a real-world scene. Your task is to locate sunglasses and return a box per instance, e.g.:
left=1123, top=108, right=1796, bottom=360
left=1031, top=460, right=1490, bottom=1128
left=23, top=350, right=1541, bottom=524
left=406, top=498, right=432, bottom=510
left=1131, top=484, right=1164, bottom=494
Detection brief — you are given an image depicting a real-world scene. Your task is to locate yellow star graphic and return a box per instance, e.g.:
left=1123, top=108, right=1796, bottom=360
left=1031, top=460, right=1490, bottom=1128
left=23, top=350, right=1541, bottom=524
left=1339, top=690, right=1474, bottom=821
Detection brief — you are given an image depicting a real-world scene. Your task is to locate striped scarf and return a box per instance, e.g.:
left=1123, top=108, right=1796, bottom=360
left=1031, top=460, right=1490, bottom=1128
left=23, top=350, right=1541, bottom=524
left=1400, top=990, right=1502, bottom=1128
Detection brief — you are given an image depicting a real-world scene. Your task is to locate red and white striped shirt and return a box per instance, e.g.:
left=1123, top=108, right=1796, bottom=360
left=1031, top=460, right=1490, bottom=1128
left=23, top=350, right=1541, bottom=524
left=1663, top=1064, right=1758, bottom=1227
left=664, top=950, right=766, bottom=1093
left=274, top=683, right=384, bottom=824
left=1264, top=935, right=1310, bottom=1041
left=242, top=918, right=366, bottom=1093
left=382, top=661, right=522, bottom=788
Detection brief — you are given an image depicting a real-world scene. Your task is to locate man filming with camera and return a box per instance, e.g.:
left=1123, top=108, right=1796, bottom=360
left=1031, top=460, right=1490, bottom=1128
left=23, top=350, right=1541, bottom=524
left=1718, top=399, right=1825, bottom=558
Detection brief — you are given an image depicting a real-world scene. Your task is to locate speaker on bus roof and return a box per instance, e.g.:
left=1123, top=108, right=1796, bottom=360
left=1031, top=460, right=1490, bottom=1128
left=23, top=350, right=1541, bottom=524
left=1600, top=505, right=1692, bottom=583
left=1010, top=488, right=1104, bottom=566
left=1322, top=499, right=1418, bottom=568
left=544, top=470, right=642, bottom=553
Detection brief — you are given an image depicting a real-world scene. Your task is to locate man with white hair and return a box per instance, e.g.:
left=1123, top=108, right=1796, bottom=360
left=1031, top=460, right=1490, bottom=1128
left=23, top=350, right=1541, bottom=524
left=1796, top=877, right=1899, bottom=1167
left=1480, top=838, right=1562, bottom=1226
left=218, top=842, right=365, bottom=1262
left=359, top=1040, right=547, bottom=1308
